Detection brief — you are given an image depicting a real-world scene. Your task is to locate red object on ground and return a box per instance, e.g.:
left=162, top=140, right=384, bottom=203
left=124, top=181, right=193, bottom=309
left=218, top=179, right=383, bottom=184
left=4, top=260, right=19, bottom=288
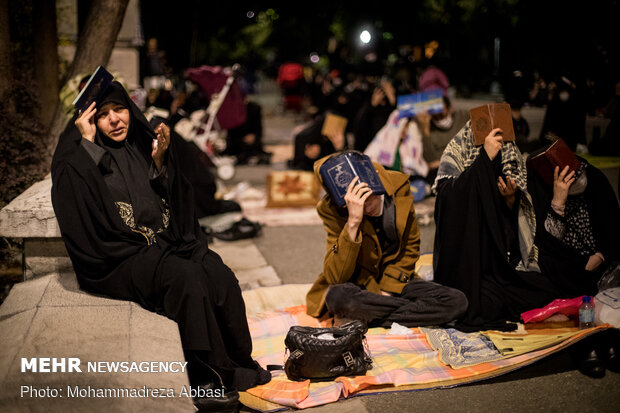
left=520, top=296, right=586, bottom=324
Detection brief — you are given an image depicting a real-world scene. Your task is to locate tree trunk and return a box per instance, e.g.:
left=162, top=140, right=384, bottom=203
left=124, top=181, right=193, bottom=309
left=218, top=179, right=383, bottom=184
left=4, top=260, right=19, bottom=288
left=67, top=0, right=129, bottom=82
left=0, top=0, right=12, bottom=98
left=32, top=0, right=59, bottom=127
left=46, top=0, right=130, bottom=158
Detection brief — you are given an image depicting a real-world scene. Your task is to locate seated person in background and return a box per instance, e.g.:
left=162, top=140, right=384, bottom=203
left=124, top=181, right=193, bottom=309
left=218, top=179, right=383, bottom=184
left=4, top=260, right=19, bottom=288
left=291, top=87, right=352, bottom=170
left=503, top=69, right=532, bottom=151
left=503, top=92, right=536, bottom=154
left=364, top=108, right=429, bottom=179
left=415, top=95, right=469, bottom=184
left=511, top=103, right=531, bottom=150
left=589, top=80, right=620, bottom=157
left=306, top=150, right=468, bottom=327
left=290, top=111, right=345, bottom=171
left=352, top=78, right=396, bottom=152
left=52, top=81, right=269, bottom=412
left=526, top=140, right=620, bottom=297
left=433, top=122, right=562, bottom=330
left=224, top=97, right=272, bottom=165
left=538, top=74, right=587, bottom=152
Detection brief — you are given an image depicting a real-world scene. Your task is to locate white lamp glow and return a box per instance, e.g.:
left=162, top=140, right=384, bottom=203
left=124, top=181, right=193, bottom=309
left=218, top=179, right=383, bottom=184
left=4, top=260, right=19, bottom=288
left=360, top=30, right=371, bottom=44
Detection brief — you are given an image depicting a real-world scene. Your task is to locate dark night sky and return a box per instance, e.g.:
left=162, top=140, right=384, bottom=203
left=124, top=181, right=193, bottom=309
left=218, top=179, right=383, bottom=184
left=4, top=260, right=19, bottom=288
left=140, top=1, right=619, bottom=93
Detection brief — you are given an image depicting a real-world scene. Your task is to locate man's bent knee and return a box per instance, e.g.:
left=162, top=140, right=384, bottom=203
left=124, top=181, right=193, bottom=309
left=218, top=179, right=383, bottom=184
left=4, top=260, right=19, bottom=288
left=447, top=288, right=468, bottom=321
left=325, top=283, right=361, bottom=316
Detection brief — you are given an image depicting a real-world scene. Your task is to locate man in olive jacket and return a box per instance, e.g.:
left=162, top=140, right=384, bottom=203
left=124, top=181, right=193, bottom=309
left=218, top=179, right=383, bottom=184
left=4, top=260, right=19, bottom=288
left=306, top=150, right=467, bottom=327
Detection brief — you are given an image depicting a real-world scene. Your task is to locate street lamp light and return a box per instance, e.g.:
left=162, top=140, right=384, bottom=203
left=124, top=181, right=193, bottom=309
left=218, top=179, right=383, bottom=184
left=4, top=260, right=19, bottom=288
left=360, top=30, right=371, bottom=44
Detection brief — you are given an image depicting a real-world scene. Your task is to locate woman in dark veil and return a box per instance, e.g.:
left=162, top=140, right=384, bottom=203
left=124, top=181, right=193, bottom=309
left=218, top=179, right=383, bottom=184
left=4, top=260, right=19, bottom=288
left=432, top=121, right=560, bottom=330
left=51, top=80, right=269, bottom=412
left=526, top=141, right=620, bottom=297
left=526, top=139, right=620, bottom=378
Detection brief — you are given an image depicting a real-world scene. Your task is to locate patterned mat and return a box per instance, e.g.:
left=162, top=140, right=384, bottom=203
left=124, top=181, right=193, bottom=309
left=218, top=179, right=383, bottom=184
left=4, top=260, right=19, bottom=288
left=240, top=304, right=610, bottom=411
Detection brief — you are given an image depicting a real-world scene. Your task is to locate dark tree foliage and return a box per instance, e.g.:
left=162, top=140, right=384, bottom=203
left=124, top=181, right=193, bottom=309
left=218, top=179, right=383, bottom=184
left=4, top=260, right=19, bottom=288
left=0, top=79, right=48, bottom=210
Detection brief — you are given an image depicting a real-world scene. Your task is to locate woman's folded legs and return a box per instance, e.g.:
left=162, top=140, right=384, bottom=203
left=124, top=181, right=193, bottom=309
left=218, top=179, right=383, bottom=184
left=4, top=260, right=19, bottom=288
left=146, top=251, right=270, bottom=390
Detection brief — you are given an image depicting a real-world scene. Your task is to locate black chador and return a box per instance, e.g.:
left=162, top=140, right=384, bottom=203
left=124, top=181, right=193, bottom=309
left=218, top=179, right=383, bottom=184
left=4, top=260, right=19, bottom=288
left=51, top=82, right=268, bottom=390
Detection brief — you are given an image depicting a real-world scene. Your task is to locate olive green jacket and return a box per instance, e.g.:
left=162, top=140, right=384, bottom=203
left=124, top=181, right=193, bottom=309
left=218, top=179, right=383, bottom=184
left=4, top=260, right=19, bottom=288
left=306, top=156, right=421, bottom=317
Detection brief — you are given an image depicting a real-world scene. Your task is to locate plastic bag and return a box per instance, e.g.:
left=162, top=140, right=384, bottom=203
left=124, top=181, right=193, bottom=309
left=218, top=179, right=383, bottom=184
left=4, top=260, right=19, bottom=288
left=594, top=287, right=620, bottom=328
left=597, top=261, right=620, bottom=292
left=521, top=296, right=586, bottom=324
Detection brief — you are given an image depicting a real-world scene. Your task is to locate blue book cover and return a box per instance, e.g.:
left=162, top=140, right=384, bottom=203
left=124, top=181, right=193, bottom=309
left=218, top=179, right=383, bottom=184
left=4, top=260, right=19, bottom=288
left=72, top=66, right=114, bottom=113
left=319, top=153, right=386, bottom=207
left=396, top=89, right=444, bottom=119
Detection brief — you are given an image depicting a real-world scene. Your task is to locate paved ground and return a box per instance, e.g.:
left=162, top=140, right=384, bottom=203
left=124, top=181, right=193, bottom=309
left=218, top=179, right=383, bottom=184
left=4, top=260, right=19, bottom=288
left=229, top=83, right=620, bottom=412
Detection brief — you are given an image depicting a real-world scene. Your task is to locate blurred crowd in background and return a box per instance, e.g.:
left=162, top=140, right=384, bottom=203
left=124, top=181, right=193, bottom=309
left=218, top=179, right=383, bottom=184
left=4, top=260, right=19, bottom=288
left=131, top=37, right=620, bottom=189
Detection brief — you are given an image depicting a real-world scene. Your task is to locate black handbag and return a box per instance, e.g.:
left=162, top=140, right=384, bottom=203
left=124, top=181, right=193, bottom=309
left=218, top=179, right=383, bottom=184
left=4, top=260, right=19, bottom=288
left=283, top=320, right=373, bottom=381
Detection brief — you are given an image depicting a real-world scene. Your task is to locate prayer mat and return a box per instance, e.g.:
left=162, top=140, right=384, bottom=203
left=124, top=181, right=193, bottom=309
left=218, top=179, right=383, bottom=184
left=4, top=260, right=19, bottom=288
left=240, top=299, right=611, bottom=411
left=220, top=181, right=322, bottom=227
left=264, top=144, right=294, bottom=164
left=266, top=170, right=321, bottom=208
left=420, top=327, right=504, bottom=368
left=240, top=198, right=323, bottom=227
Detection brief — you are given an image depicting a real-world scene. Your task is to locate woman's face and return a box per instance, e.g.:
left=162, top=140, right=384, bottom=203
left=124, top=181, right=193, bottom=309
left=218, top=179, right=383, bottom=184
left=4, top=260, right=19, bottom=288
left=96, top=103, right=130, bottom=142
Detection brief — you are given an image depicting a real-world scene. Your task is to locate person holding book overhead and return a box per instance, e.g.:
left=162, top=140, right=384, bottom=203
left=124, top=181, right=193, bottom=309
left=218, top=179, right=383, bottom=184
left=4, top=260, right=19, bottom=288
left=51, top=78, right=269, bottom=412
left=432, top=117, right=562, bottom=331
left=527, top=137, right=620, bottom=378
left=526, top=137, right=620, bottom=297
left=305, top=150, right=468, bottom=327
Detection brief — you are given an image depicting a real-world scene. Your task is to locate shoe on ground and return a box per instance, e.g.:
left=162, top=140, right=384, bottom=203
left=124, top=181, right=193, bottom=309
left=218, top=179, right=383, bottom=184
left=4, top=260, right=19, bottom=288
left=599, top=328, right=620, bottom=374
left=578, top=348, right=606, bottom=378
left=605, top=343, right=620, bottom=373
left=192, top=382, right=239, bottom=412
left=213, top=218, right=262, bottom=241
left=215, top=200, right=242, bottom=214
left=573, top=336, right=606, bottom=378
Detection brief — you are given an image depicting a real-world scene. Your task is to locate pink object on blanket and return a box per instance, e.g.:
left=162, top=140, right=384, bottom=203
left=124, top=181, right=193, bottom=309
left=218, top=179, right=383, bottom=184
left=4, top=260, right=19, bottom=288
left=521, top=296, right=586, bottom=324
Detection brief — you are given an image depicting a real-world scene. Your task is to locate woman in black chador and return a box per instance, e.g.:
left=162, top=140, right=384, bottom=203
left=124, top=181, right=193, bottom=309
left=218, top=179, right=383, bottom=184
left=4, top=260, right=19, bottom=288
left=433, top=121, right=620, bottom=332
left=51, top=81, right=269, bottom=411
left=432, top=122, right=560, bottom=330
left=526, top=145, right=620, bottom=297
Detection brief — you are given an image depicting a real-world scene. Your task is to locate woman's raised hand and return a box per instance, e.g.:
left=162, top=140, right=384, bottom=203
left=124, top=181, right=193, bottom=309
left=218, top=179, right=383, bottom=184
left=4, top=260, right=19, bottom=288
left=552, top=165, right=575, bottom=208
left=74, top=102, right=97, bottom=142
left=152, top=123, right=170, bottom=171
left=483, top=128, right=504, bottom=160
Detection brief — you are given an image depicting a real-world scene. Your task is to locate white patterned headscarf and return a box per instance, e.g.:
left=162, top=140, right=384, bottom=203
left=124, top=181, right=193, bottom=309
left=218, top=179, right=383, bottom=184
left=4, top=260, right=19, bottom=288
left=433, top=121, right=540, bottom=271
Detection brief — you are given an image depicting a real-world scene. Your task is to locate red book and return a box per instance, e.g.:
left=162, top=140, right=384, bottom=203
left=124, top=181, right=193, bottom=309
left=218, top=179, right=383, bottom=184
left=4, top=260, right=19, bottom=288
left=528, top=138, right=581, bottom=186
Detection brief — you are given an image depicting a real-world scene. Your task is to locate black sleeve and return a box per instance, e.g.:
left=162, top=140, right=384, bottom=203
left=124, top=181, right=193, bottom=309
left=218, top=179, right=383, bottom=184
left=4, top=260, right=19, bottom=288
left=149, top=162, right=169, bottom=197
left=80, top=139, right=106, bottom=165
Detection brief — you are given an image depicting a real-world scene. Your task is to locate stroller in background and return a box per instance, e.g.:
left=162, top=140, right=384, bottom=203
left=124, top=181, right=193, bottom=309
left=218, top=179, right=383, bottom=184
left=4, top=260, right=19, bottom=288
left=174, top=64, right=246, bottom=180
